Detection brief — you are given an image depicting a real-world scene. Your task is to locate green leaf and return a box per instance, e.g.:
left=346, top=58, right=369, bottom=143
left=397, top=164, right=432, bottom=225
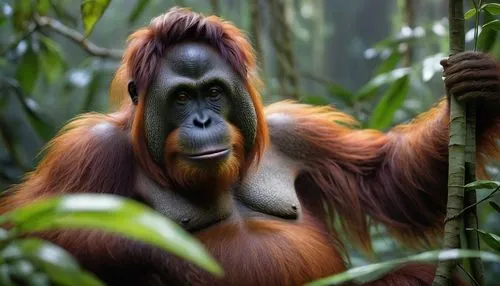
left=374, top=51, right=402, bottom=75
left=368, top=76, right=409, bottom=130
left=468, top=229, right=500, bottom=253
left=2, top=239, right=103, bottom=286
left=16, top=46, right=39, bottom=94
left=36, top=0, right=50, bottom=15
left=482, top=3, right=500, bottom=15
left=477, top=26, right=497, bottom=52
left=482, top=20, right=500, bottom=32
left=464, top=8, right=477, bottom=20
left=4, top=194, right=223, bottom=276
left=39, top=37, right=65, bottom=83
left=464, top=180, right=500, bottom=190
left=81, top=0, right=111, bottom=37
left=355, top=68, right=411, bottom=101
left=306, top=249, right=500, bottom=286
left=128, top=0, right=151, bottom=23
left=490, top=201, right=500, bottom=214
left=13, top=0, right=33, bottom=31
left=11, top=90, right=55, bottom=141
left=326, top=84, right=353, bottom=106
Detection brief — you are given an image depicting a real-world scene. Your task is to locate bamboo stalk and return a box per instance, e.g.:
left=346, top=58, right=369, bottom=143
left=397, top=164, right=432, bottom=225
left=432, top=0, right=466, bottom=284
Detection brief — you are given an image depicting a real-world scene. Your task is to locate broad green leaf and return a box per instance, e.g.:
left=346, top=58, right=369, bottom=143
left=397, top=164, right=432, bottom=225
left=36, top=0, right=50, bottom=15
left=368, top=76, right=409, bottom=130
left=12, top=0, right=32, bottom=31
left=477, top=27, right=497, bottom=52
left=326, top=84, right=353, bottom=106
left=464, top=180, right=500, bottom=190
left=482, top=20, right=500, bottom=32
left=468, top=229, right=500, bottom=253
left=4, top=194, right=223, bottom=276
left=482, top=3, right=500, bottom=15
left=306, top=249, right=500, bottom=286
left=355, top=68, right=411, bottom=101
left=128, top=0, right=151, bottom=23
left=490, top=201, right=500, bottom=214
left=1, top=239, right=103, bottom=286
left=16, top=46, right=39, bottom=94
left=39, top=37, right=65, bottom=83
left=81, top=0, right=111, bottom=37
left=374, top=51, right=402, bottom=75
left=464, top=8, right=477, bottom=20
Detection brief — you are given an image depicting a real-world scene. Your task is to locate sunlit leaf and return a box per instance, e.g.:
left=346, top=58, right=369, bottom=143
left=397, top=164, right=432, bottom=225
left=16, top=46, right=39, bottom=94
left=482, top=3, right=500, bottom=15
left=39, top=37, right=65, bottom=83
left=467, top=229, right=500, bottom=253
left=36, top=0, right=50, bottom=15
left=1, top=239, right=103, bottom=286
left=4, top=194, right=223, bottom=276
left=81, top=0, right=111, bottom=37
left=306, top=249, right=500, bottom=286
left=490, top=201, right=500, bottom=214
left=482, top=20, right=500, bottom=32
left=464, top=8, right=477, bottom=20
left=368, top=76, right=409, bottom=130
left=12, top=0, right=32, bottom=31
left=464, top=180, right=500, bottom=190
left=355, top=68, right=411, bottom=101
left=128, top=0, right=151, bottom=23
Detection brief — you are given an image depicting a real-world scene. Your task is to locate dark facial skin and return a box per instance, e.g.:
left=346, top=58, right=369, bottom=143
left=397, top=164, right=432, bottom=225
left=129, top=42, right=258, bottom=168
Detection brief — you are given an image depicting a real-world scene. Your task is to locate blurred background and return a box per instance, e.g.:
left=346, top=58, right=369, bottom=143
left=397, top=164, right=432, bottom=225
left=0, top=0, right=499, bottom=283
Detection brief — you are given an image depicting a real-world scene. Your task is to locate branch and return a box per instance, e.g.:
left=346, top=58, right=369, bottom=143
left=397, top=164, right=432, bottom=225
left=33, top=15, right=123, bottom=59
left=447, top=186, right=500, bottom=222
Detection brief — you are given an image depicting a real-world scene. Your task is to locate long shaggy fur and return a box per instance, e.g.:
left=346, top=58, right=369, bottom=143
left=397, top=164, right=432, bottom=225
left=1, top=7, right=498, bottom=286
left=266, top=99, right=500, bottom=253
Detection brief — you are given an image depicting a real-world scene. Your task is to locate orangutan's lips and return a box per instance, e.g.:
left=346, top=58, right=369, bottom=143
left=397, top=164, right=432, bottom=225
left=185, top=148, right=230, bottom=160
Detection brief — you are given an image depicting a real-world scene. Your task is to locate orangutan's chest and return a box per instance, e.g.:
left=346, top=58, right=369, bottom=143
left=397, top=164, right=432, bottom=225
left=135, top=145, right=302, bottom=232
